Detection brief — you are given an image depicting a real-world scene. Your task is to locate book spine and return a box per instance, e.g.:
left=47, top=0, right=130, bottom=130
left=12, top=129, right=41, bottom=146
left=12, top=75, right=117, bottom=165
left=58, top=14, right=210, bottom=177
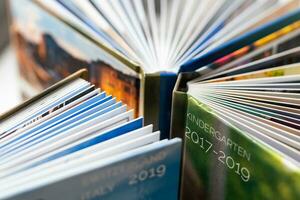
left=170, top=72, right=200, bottom=139
left=170, top=90, right=188, bottom=139
left=144, top=74, right=160, bottom=132
left=158, top=73, right=177, bottom=139
left=144, top=73, right=177, bottom=139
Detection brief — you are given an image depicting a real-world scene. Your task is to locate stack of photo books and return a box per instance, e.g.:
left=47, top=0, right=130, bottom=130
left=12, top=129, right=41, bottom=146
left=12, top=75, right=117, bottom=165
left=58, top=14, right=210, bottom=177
left=9, top=0, right=300, bottom=138
left=0, top=70, right=181, bottom=200
left=7, top=0, right=300, bottom=199
left=174, top=47, right=300, bottom=200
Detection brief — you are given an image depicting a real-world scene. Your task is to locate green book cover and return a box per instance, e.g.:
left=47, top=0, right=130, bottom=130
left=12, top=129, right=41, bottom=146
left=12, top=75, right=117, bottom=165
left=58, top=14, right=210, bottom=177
left=182, top=95, right=300, bottom=200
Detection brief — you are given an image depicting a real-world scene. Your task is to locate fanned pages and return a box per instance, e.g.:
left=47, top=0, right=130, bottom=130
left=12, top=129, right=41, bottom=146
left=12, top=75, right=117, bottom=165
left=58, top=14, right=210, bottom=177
left=33, top=0, right=300, bottom=73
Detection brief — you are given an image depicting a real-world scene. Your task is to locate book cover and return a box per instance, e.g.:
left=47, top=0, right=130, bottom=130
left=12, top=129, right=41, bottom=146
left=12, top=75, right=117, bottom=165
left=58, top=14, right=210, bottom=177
left=182, top=95, right=300, bottom=200
left=2, top=138, right=182, bottom=200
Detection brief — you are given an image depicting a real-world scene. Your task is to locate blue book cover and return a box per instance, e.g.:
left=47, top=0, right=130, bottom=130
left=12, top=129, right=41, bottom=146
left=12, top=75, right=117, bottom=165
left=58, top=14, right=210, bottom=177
left=1, top=138, right=182, bottom=200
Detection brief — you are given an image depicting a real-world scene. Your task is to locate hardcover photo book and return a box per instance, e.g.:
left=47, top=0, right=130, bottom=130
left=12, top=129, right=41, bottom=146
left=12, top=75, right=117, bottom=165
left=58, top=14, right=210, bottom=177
left=176, top=50, right=300, bottom=200
left=5, top=0, right=300, bottom=199
left=0, top=70, right=182, bottom=200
